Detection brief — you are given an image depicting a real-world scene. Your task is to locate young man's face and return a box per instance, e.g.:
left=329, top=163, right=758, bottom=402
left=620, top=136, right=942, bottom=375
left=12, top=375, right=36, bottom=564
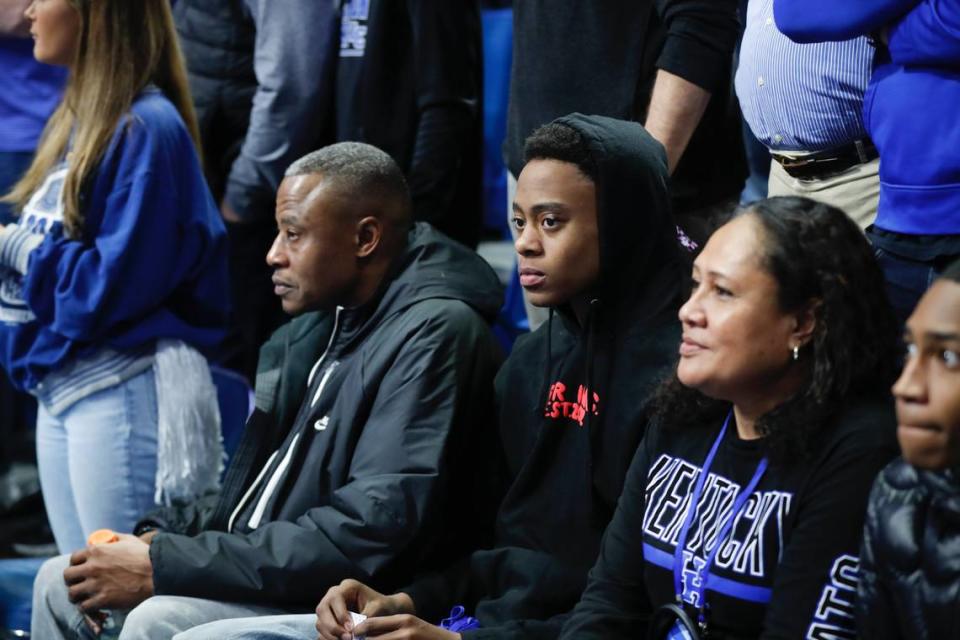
left=512, top=159, right=600, bottom=309
left=894, top=279, right=960, bottom=470
left=266, top=174, right=360, bottom=315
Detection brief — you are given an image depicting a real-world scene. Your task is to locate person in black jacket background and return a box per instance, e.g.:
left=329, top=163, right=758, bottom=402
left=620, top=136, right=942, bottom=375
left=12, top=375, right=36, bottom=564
left=857, top=259, right=960, bottom=639
left=30, top=143, right=503, bottom=640
left=335, top=0, right=483, bottom=249
left=505, top=0, right=743, bottom=214
left=173, top=0, right=338, bottom=381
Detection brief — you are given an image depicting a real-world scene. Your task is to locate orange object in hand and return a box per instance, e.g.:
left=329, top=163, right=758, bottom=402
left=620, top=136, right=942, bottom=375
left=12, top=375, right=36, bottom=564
left=87, top=529, right=119, bottom=545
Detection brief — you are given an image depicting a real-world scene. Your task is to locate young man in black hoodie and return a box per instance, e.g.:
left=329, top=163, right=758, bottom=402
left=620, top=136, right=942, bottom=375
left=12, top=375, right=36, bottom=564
left=197, top=115, right=685, bottom=640
left=30, top=143, right=503, bottom=640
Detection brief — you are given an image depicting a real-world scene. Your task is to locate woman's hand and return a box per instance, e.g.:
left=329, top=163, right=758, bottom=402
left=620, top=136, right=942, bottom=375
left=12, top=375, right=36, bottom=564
left=315, top=578, right=416, bottom=640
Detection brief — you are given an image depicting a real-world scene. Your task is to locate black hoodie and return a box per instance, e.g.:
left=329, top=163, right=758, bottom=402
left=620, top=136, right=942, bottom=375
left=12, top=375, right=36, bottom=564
left=402, top=115, right=684, bottom=639
left=139, top=223, right=504, bottom=607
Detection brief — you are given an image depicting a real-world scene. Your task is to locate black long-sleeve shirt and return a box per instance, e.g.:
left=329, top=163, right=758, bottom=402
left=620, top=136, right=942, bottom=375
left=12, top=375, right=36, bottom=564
left=561, top=397, right=898, bottom=639
left=505, top=0, right=742, bottom=213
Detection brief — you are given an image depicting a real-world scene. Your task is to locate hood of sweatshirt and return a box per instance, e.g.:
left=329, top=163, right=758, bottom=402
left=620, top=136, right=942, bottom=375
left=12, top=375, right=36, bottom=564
left=555, top=113, right=681, bottom=318
left=250, top=222, right=502, bottom=428
left=326, top=221, right=503, bottom=354
left=485, top=115, right=684, bottom=617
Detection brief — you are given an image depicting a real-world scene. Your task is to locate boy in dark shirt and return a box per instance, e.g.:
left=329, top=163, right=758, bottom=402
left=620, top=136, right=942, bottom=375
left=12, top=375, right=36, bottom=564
left=857, top=259, right=960, bottom=639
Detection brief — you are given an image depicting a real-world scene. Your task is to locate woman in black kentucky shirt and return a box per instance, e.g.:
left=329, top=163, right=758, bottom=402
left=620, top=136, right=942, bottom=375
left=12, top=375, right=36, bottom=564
left=561, top=197, right=901, bottom=640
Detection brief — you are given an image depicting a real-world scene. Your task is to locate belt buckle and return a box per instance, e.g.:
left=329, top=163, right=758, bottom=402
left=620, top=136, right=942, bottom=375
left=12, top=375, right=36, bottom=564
left=777, top=156, right=813, bottom=170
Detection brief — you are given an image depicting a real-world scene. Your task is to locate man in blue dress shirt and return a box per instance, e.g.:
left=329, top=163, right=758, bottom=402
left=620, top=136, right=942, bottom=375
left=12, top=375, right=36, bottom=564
left=737, top=0, right=879, bottom=228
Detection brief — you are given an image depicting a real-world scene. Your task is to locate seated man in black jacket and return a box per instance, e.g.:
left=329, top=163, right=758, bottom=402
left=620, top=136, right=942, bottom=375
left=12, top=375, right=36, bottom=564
left=30, top=142, right=504, bottom=640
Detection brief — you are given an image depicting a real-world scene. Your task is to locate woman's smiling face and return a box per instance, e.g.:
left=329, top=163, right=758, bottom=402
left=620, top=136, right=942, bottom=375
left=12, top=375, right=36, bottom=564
left=677, top=215, right=804, bottom=405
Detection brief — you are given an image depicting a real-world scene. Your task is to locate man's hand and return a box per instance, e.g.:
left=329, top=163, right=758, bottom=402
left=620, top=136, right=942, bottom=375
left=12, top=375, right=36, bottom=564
left=63, top=533, right=154, bottom=612
left=351, top=615, right=461, bottom=640
left=316, top=579, right=416, bottom=640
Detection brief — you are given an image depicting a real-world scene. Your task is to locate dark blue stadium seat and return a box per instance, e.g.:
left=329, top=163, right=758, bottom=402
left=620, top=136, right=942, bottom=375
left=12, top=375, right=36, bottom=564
left=0, top=366, right=253, bottom=638
left=0, top=557, right=46, bottom=638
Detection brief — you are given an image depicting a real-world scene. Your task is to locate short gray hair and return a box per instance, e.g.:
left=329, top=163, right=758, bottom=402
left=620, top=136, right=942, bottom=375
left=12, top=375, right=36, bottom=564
left=285, top=142, right=411, bottom=216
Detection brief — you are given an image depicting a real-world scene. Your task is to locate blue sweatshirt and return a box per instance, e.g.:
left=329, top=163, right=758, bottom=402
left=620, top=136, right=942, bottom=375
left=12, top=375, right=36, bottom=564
left=774, top=0, right=960, bottom=235
left=0, top=89, right=229, bottom=393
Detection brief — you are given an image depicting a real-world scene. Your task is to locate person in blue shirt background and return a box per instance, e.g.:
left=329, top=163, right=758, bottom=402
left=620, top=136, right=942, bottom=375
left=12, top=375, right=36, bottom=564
left=0, top=2, right=65, bottom=224
left=0, top=0, right=230, bottom=553
left=0, top=0, right=66, bottom=484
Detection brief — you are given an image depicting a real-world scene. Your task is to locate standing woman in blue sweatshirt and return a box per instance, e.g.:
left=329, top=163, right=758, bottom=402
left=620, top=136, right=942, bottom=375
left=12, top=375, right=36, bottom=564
left=0, top=0, right=230, bottom=553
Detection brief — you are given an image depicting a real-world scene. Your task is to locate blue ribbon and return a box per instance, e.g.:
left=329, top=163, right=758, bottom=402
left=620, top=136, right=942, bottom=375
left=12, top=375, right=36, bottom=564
left=439, top=606, right=481, bottom=631
left=672, top=411, right=769, bottom=631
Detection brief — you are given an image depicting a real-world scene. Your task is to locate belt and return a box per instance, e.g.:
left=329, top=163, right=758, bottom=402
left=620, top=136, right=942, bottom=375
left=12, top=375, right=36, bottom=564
left=772, top=139, right=878, bottom=180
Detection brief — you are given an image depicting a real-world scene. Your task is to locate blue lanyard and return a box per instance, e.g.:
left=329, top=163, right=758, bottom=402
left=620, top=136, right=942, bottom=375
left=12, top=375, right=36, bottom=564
left=672, top=412, right=769, bottom=628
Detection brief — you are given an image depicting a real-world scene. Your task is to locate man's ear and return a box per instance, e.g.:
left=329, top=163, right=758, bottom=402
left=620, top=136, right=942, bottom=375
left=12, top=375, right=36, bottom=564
left=791, top=298, right=821, bottom=349
left=355, top=216, right=383, bottom=259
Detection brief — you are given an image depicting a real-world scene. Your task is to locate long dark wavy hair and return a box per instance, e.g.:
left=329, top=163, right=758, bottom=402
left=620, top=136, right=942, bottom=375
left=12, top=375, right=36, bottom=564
left=650, top=196, right=901, bottom=461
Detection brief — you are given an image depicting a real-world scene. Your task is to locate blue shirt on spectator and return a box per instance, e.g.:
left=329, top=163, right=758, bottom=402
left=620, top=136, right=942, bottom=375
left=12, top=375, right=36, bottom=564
left=735, top=0, right=874, bottom=152
left=0, top=37, right=66, bottom=153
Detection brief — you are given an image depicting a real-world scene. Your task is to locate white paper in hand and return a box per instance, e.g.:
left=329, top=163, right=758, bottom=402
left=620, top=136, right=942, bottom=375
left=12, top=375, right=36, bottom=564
left=349, top=612, right=367, bottom=640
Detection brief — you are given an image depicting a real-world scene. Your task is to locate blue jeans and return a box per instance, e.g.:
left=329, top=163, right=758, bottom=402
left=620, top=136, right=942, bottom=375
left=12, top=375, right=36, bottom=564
left=32, top=554, right=291, bottom=640
left=874, top=247, right=953, bottom=325
left=36, top=368, right=160, bottom=553
left=175, top=614, right=316, bottom=639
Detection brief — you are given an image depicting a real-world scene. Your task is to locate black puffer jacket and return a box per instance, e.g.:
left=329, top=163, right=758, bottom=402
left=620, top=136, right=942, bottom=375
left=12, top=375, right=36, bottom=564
left=857, top=458, right=960, bottom=639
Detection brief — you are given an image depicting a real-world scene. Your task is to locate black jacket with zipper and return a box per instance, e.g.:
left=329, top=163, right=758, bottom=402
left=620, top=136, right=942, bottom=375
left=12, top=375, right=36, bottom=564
left=402, top=114, right=685, bottom=639
left=136, top=223, right=504, bottom=607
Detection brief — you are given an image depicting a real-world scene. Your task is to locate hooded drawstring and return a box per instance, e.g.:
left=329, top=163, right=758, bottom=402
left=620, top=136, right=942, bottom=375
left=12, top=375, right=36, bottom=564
left=583, top=299, right=601, bottom=492
left=582, top=299, right=600, bottom=435
left=534, top=308, right=555, bottom=416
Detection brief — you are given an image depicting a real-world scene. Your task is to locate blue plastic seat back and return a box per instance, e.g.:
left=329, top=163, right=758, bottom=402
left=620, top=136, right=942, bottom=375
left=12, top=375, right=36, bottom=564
left=210, top=365, right=254, bottom=463
left=0, top=557, right=47, bottom=636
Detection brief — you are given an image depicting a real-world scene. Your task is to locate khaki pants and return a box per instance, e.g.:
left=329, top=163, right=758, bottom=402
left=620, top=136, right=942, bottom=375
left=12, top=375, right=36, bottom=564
left=767, top=157, right=880, bottom=230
